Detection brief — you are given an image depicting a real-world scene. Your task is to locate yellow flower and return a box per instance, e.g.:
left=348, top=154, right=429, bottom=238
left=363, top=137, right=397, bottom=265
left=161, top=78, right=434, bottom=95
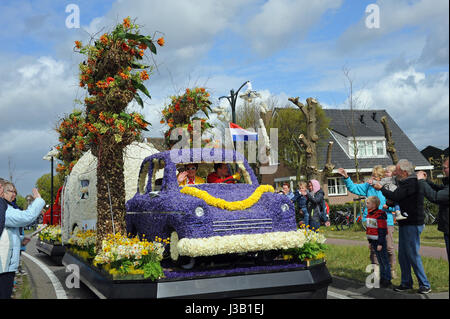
left=180, top=184, right=274, bottom=211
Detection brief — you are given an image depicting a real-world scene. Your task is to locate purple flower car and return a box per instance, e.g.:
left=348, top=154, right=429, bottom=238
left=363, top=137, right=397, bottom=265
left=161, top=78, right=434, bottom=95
left=126, top=148, right=301, bottom=265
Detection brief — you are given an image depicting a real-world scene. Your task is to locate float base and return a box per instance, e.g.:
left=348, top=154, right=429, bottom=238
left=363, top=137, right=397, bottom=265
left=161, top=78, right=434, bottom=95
left=62, top=251, right=332, bottom=299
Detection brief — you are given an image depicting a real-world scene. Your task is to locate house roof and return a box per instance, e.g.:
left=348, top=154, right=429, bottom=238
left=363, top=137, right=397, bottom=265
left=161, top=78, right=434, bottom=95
left=421, top=145, right=447, bottom=162
left=317, top=109, right=432, bottom=170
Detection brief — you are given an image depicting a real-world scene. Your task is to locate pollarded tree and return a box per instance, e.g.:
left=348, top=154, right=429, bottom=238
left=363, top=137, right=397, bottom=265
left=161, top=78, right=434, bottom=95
left=287, top=97, right=334, bottom=183
left=74, top=17, right=163, bottom=250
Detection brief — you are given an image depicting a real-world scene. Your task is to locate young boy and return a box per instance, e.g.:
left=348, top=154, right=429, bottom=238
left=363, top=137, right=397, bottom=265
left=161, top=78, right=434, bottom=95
left=292, top=181, right=308, bottom=226
left=366, top=196, right=392, bottom=288
left=380, top=165, right=407, bottom=221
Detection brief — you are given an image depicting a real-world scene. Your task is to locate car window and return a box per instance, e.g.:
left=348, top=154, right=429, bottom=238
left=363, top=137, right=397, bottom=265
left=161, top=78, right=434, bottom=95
left=176, top=162, right=252, bottom=184
left=138, top=161, right=150, bottom=194
left=151, top=158, right=165, bottom=191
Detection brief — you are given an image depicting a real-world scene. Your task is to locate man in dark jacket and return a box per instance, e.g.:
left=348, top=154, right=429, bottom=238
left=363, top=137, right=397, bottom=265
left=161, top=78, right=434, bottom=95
left=0, top=180, right=7, bottom=237
left=417, top=157, right=449, bottom=260
left=372, top=159, right=431, bottom=294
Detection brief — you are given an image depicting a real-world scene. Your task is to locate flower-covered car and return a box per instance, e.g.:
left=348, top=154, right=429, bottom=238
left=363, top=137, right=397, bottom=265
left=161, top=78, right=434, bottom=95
left=125, top=148, right=305, bottom=265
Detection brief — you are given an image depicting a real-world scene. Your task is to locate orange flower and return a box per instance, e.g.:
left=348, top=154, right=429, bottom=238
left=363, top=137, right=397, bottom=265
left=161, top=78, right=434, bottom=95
left=122, top=42, right=130, bottom=52
left=168, top=108, right=174, bottom=114
left=138, top=43, right=147, bottom=50
left=123, top=17, right=131, bottom=29
left=157, top=37, right=165, bottom=46
left=100, top=33, right=109, bottom=45
left=79, top=82, right=85, bottom=87
left=138, top=50, right=144, bottom=57
left=119, top=72, right=129, bottom=80
left=140, top=70, right=149, bottom=81
left=75, top=41, right=82, bottom=49
left=106, top=77, right=115, bottom=85
left=160, top=119, right=165, bottom=124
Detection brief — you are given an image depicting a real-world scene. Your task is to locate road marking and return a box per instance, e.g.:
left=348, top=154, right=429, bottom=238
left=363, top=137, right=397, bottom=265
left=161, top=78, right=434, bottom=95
left=327, top=290, right=353, bottom=299
left=22, top=252, right=68, bottom=299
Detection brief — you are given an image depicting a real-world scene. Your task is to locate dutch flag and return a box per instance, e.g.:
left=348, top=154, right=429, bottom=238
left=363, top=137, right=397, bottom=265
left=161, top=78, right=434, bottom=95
left=229, top=123, right=258, bottom=141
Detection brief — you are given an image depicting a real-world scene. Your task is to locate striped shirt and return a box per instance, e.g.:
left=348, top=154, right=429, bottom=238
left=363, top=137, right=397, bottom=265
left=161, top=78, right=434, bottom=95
left=366, top=208, right=388, bottom=245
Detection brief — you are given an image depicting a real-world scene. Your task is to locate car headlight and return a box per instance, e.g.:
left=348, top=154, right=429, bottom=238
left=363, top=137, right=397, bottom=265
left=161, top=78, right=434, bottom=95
left=195, top=206, right=204, bottom=217
left=281, top=203, right=289, bottom=212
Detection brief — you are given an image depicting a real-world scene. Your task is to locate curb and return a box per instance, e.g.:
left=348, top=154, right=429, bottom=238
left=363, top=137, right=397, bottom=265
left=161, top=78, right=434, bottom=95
left=331, top=276, right=449, bottom=299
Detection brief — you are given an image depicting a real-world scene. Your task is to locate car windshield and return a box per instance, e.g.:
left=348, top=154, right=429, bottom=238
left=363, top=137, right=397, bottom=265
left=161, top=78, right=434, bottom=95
left=176, top=162, right=252, bottom=184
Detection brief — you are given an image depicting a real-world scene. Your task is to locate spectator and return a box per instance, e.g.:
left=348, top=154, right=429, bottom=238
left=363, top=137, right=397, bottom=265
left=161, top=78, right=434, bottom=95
left=0, top=183, right=45, bottom=299
left=417, top=157, right=449, bottom=260
left=337, top=166, right=397, bottom=277
left=304, top=179, right=329, bottom=231
left=292, top=181, right=309, bottom=226
left=6, top=185, right=30, bottom=276
left=365, top=196, right=391, bottom=288
left=207, top=163, right=241, bottom=184
left=281, top=183, right=294, bottom=201
left=372, top=159, right=431, bottom=294
left=379, top=165, right=407, bottom=221
left=0, top=179, right=7, bottom=238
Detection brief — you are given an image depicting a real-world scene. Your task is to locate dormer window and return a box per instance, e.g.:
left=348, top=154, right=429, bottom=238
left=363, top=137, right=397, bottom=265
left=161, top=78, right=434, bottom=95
left=348, top=138, right=386, bottom=158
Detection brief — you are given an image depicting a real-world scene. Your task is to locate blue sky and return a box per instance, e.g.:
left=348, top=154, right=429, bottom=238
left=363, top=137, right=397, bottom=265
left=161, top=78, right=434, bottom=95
left=0, top=0, right=448, bottom=195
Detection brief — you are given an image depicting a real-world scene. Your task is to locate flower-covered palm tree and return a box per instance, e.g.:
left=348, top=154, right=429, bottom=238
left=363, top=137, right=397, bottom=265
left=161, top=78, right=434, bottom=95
left=75, top=17, right=163, bottom=250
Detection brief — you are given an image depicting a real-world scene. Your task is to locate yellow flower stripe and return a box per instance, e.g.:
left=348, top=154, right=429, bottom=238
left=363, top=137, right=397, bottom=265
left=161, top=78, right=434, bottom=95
left=180, top=184, right=274, bottom=211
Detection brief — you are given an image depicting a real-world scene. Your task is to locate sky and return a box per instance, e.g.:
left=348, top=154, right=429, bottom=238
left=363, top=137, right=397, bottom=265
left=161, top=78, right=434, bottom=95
left=0, top=0, right=448, bottom=196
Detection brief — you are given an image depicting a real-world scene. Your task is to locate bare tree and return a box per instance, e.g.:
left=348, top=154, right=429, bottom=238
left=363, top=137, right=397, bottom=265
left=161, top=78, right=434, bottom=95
left=287, top=97, right=334, bottom=184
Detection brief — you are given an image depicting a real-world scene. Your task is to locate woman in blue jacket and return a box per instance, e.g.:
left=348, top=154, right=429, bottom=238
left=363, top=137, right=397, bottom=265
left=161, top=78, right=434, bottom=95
left=337, top=167, right=397, bottom=278
left=0, top=183, right=45, bottom=299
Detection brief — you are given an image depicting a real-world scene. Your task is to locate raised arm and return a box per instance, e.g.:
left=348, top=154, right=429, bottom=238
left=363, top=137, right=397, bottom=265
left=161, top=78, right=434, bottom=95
left=418, top=180, right=449, bottom=205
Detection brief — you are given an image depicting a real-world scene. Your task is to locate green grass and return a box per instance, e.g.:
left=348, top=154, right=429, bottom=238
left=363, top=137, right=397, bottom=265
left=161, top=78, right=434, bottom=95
left=322, top=224, right=446, bottom=248
left=325, top=244, right=449, bottom=292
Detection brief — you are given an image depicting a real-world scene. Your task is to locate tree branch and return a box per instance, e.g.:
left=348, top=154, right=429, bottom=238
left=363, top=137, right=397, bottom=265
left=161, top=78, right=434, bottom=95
left=381, top=116, right=399, bottom=164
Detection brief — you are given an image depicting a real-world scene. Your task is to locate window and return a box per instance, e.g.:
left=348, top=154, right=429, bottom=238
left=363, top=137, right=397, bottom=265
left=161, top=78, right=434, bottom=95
left=327, top=178, right=347, bottom=196
left=348, top=139, right=386, bottom=158
left=80, top=180, right=89, bottom=199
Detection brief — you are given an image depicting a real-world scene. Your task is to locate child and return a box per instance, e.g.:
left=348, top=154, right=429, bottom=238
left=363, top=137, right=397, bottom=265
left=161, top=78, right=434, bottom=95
left=380, top=165, right=407, bottom=221
left=366, top=196, right=392, bottom=288
left=292, top=181, right=308, bottom=226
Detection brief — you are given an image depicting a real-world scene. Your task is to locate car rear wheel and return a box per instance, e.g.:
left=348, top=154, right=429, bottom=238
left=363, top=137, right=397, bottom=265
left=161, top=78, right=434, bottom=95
left=170, top=231, right=196, bottom=270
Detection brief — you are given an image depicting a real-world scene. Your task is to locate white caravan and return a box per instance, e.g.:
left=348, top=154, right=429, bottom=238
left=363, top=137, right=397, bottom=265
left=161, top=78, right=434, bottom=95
left=60, top=141, right=159, bottom=243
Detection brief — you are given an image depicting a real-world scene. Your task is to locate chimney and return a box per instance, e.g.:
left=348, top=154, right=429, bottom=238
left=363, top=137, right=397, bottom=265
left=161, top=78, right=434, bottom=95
left=372, top=112, right=377, bottom=121
left=359, top=114, right=365, bottom=124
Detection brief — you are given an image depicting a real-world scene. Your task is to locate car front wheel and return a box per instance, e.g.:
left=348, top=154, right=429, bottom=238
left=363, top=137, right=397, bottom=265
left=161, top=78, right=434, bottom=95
left=170, top=231, right=196, bottom=270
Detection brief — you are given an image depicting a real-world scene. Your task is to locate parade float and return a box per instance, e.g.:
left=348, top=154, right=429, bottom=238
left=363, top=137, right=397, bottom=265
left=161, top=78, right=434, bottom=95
left=59, top=17, right=331, bottom=298
left=63, top=148, right=331, bottom=298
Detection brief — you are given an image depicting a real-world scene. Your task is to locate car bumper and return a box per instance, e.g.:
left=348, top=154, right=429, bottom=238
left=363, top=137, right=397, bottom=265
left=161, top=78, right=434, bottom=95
left=175, top=230, right=315, bottom=257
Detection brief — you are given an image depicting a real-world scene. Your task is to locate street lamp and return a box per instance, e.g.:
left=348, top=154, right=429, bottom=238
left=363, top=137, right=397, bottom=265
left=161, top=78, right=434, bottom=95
left=218, top=80, right=251, bottom=124
left=43, top=147, right=58, bottom=225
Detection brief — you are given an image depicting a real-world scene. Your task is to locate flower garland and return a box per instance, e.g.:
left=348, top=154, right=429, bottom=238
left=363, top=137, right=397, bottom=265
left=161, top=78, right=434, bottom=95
left=180, top=184, right=274, bottom=211
left=175, top=228, right=327, bottom=258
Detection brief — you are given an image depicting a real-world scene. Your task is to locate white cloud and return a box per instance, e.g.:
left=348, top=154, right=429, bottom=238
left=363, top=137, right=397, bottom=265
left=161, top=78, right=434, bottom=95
left=354, top=67, right=449, bottom=149
left=243, top=0, right=342, bottom=55
left=337, top=0, right=449, bottom=65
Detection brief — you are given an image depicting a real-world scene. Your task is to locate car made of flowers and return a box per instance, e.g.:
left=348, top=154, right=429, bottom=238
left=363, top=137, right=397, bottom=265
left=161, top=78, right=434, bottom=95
left=125, top=148, right=306, bottom=266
